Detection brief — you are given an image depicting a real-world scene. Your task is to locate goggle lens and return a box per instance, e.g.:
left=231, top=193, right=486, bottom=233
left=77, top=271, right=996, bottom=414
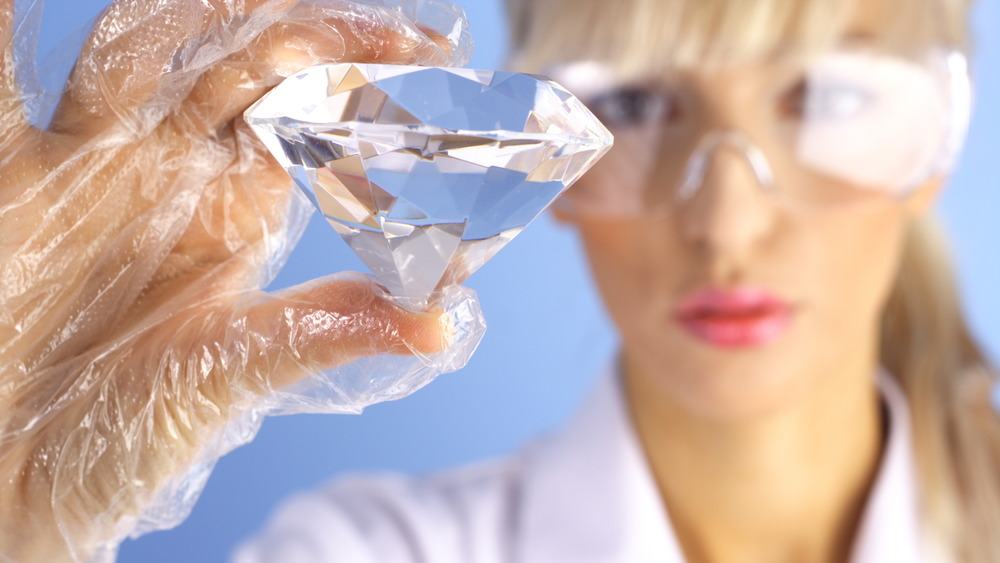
left=549, top=48, right=971, bottom=216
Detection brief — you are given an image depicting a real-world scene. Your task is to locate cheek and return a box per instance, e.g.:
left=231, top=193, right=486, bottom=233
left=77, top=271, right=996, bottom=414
left=578, top=221, right=647, bottom=293
left=576, top=218, right=680, bottom=323
left=806, top=210, right=908, bottom=333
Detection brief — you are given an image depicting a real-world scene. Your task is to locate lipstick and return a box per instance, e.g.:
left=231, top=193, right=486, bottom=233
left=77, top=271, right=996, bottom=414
left=675, top=288, right=793, bottom=347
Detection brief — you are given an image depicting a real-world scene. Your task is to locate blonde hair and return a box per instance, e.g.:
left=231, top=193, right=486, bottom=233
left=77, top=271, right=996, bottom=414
left=504, top=0, right=1000, bottom=560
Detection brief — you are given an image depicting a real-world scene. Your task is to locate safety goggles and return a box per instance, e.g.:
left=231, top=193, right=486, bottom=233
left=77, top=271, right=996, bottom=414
left=546, top=46, right=972, bottom=217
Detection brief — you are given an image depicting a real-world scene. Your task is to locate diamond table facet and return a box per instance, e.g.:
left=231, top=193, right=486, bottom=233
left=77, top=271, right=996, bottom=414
left=245, top=63, right=614, bottom=298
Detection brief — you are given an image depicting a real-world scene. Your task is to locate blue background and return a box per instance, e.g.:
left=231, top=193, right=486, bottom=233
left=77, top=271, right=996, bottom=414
left=27, top=1, right=1000, bottom=561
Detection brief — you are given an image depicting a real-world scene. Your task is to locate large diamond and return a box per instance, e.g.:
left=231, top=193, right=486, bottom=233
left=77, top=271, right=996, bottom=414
left=245, top=63, right=613, bottom=298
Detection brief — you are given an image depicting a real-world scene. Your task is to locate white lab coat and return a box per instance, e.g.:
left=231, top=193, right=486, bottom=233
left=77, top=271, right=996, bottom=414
left=233, top=367, right=947, bottom=562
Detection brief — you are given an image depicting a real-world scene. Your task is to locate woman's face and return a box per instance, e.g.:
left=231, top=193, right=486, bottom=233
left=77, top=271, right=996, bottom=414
left=567, top=7, right=944, bottom=420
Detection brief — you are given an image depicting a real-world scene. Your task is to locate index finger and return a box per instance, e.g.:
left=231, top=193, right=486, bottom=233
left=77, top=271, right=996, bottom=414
left=172, top=7, right=456, bottom=137
left=47, top=0, right=297, bottom=137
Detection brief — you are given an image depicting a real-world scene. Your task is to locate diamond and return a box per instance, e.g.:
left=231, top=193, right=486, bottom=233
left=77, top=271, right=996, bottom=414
left=245, top=64, right=613, bottom=298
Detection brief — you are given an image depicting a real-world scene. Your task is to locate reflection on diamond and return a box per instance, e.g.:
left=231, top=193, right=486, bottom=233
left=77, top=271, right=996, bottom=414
left=246, top=63, right=613, bottom=298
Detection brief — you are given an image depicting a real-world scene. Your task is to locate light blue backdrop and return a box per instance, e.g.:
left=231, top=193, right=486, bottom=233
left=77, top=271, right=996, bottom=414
left=27, top=1, right=1000, bottom=561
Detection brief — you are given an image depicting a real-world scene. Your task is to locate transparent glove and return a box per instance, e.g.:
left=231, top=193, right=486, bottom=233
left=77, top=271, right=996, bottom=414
left=0, top=0, right=480, bottom=561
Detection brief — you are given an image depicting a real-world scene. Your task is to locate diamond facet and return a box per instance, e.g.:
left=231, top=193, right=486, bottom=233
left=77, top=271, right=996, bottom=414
left=245, top=64, right=614, bottom=298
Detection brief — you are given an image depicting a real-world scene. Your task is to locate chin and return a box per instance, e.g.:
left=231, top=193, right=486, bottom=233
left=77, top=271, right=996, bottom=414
left=631, top=330, right=821, bottom=421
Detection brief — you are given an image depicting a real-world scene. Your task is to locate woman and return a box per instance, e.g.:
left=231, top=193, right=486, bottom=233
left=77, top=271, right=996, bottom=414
left=237, top=0, right=1000, bottom=561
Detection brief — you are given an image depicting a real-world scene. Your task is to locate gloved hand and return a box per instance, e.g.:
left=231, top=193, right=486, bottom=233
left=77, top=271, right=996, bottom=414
left=0, top=0, right=477, bottom=561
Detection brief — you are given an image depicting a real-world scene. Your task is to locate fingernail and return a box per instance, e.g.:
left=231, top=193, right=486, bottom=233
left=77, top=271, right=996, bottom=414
left=438, top=309, right=456, bottom=349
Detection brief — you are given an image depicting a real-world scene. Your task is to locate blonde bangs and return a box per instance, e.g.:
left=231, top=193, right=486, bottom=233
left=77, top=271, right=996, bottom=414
left=505, top=0, right=971, bottom=77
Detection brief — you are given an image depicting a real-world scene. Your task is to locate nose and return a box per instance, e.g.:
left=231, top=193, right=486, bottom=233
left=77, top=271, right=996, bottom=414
left=677, top=130, right=776, bottom=200
left=675, top=130, right=778, bottom=275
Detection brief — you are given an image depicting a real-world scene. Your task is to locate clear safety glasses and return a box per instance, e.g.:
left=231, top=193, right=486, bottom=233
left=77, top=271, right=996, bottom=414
left=547, top=46, right=973, bottom=217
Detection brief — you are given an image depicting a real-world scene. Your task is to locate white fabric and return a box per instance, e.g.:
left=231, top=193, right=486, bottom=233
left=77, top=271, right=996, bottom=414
left=233, top=368, right=935, bottom=563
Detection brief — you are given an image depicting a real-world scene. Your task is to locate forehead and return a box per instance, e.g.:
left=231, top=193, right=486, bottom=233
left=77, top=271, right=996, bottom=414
left=508, top=0, right=967, bottom=78
left=841, top=0, right=957, bottom=53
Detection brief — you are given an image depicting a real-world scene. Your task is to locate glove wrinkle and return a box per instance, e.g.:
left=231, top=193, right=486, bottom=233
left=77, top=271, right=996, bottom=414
left=0, top=1, right=479, bottom=561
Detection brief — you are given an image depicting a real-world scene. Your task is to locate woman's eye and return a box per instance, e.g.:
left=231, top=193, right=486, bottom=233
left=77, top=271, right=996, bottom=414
left=782, top=80, right=875, bottom=120
left=591, top=87, right=673, bottom=127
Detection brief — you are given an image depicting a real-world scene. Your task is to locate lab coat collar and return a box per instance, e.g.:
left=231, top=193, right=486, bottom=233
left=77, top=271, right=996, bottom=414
left=850, top=370, right=927, bottom=563
left=518, top=366, right=926, bottom=563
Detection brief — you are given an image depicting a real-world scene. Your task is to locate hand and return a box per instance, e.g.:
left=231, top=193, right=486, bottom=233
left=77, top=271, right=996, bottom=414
left=0, top=0, right=469, bottom=560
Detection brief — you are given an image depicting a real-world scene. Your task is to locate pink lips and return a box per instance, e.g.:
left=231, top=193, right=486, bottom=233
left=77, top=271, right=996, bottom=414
left=675, top=288, right=793, bottom=348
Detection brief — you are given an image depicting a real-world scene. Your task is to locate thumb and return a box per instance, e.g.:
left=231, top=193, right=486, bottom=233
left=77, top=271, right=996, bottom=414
left=233, top=274, right=452, bottom=392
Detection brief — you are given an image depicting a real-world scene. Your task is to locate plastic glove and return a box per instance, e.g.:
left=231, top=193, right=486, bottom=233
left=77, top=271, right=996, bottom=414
left=0, top=0, right=478, bottom=561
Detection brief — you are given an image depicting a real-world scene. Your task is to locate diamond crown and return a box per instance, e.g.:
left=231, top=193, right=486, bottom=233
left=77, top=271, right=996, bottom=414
left=246, top=63, right=613, bottom=299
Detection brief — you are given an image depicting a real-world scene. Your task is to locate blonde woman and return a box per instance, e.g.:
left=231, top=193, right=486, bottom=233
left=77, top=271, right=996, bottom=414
left=2, top=0, right=996, bottom=561
left=237, top=0, right=1000, bottom=562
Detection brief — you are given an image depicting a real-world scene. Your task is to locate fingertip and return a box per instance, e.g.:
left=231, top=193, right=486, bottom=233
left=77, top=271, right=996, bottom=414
left=425, top=32, right=454, bottom=60
left=278, top=276, right=453, bottom=356
left=310, top=277, right=454, bottom=356
left=393, top=307, right=454, bottom=356
left=439, top=309, right=457, bottom=349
